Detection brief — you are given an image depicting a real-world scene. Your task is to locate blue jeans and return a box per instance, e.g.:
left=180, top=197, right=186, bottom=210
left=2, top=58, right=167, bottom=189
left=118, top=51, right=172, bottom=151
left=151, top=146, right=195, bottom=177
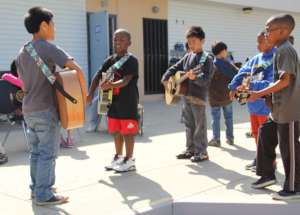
left=210, top=103, right=233, bottom=141
left=24, top=107, right=60, bottom=202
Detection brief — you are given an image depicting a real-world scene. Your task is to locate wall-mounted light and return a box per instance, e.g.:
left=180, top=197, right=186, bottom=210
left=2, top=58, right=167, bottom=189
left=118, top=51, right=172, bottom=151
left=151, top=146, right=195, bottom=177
left=152, top=5, right=160, bottom=14
left=242, top=7, right=253, bottom=14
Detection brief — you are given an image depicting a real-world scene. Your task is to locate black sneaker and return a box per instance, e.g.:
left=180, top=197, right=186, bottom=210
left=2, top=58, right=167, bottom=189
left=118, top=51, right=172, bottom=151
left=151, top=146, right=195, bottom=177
left=272, top=190, right=300, bottom=200
left=208, top=139, right=221, bottom=147
left=176, top=151, right=194, bottom=159
left=0, top=153, right=8, bottom=165
left=251, top=176, right=276, bottom=189
left=245, top=159, right=256, bottom=170
left=226, top=139, right=234, bottom=145
left=35, top=195, right=69, bottom=206
left=191, top=152, right=209, bottom=162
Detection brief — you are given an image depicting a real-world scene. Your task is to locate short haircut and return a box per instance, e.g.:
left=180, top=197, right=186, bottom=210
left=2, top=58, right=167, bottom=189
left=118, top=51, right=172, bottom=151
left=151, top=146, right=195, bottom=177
left=114, top=28, right=131, bottom=41
left=10, top=60, right=17, bottom=77
left=211, top=41, right=227, bottom=56
left=289, top=35, right=294, bottom=45
left=185, top=42, right=189, bottom=51
left=268, top=14, right=295, bottom=32
left=24, top=7, right=53, bottom=34
left=185, top=26, right=205, bottom=40
left=257, top=30, right=266, bottom=40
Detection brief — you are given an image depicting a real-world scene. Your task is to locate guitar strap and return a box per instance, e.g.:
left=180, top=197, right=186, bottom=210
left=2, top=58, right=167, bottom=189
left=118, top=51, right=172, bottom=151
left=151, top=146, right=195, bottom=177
left=24, top=42, right=77, bottom=104
left=105, top=53, right=132, bottom=81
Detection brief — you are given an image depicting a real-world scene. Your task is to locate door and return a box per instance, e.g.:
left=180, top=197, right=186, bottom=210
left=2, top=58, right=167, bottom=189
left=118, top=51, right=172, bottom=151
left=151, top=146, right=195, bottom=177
left=143, top=18, right=168, bottom=94
left=88, top=11, right=109, bottom=85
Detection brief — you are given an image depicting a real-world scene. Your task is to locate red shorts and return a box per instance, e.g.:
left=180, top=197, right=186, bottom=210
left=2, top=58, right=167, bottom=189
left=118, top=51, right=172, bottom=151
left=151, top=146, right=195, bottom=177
left=250, top=114, right=268, bottom=144
left=108, top=117, right=139, bottom=135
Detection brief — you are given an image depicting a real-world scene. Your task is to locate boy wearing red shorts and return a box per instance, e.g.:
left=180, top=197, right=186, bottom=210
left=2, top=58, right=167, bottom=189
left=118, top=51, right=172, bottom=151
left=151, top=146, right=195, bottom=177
left=87, top=29, right=139, bottom=172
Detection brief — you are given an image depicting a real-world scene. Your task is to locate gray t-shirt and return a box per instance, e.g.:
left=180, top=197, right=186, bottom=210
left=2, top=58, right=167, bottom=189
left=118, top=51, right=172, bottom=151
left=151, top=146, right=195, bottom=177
left=271, top=40, right=300, bottom=123
left=17, top=39, right=72, bottom=114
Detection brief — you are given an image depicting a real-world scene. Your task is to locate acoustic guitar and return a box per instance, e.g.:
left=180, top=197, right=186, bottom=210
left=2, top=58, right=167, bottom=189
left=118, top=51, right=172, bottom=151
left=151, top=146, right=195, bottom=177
left=98, top=72, right=113, bottom=115
left=56, top=70, right=87, bottom=129
left=164, top=64, right=203, bottom=105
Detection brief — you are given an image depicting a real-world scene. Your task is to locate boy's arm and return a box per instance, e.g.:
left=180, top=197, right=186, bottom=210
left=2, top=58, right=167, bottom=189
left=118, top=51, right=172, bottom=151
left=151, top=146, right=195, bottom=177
left=249, top=67, right=273, bottom=91
left=161, top=55, right=186, bottom=86
left=101, top=57, right=138, bottom=90
left=249, top=47, right=296, bottom=102
left=228, top=60, right=252, bottom=91
left=248, top=72, right=291, bottom=102
left=190, top=56, right=214, bottom=87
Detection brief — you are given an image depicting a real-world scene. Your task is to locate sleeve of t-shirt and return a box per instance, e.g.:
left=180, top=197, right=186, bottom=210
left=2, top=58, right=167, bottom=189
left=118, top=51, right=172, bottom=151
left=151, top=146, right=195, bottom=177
left=276, top=47, right=297, bottom=78
left=123, top=56, right=139, bottom=77
left=44, top=42, right=73, bottom=68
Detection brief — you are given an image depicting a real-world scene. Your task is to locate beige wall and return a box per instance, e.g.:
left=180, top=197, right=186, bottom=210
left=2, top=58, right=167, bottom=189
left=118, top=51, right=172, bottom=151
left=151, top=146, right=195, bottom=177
left=86, top=0, right=167, bottom=100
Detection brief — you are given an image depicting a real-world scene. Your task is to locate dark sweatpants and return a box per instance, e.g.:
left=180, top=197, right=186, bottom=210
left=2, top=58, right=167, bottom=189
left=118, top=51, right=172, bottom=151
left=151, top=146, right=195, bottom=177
left=256, top=119, right=278, bottom=178
left=257, top=119, right=300, bottom=191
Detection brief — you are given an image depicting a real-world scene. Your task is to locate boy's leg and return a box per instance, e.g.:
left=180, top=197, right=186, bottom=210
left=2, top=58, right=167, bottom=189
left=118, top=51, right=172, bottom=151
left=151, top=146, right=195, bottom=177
left=252, top=119, right=278, bottom=189
left=277, top=121, right=300, bottom=192
left=190, top=104, right=208, bottom=162
left=24, top=109, right=61, bottom=203
left=210, top=106, right=221, bottom=141
left=181, top=101, right=196, bottom=154
left=223, top=103, right=234, bottom=144
left=124, top=135, right=134, bottom=158
left=113, top=133, right=124, bottom=156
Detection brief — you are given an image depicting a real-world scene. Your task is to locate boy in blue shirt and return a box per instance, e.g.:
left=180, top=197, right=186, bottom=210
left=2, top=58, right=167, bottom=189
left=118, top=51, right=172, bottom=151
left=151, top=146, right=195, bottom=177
left=229, top=31, right=275, bottom=171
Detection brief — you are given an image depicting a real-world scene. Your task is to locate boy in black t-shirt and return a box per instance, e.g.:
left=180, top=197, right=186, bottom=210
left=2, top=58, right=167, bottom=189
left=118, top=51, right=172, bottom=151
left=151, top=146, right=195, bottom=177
left=87, top=29, right=139, bottom=173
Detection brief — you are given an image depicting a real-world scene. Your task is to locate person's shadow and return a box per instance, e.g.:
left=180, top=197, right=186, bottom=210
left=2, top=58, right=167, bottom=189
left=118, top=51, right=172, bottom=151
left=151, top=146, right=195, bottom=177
left=186, top=161, right=274, bottom=195
left=99, top=172, right=173, bottom=214
left=31, top=202, right=71, bottom=215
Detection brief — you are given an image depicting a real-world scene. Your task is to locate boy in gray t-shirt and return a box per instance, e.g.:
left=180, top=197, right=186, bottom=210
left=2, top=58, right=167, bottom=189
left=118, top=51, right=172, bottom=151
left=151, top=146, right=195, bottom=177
left=249, top=14, right=300, bottom=200
left=17, top=7, right=85, bottom=205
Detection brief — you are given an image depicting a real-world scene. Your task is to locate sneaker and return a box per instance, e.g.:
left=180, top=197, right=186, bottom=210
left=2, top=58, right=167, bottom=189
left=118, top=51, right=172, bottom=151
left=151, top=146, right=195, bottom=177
left=191, top=152, right=209, bottom=162
left=245, top=159, right=256, bottom=170
left=245, top=131, right=253, bottom=138
left=251, top=176, right=276, bottom=189
left=0, top=153, right=8, bottom=165
left=114, top=157, right=136, bottom=173
left=105, top=154, right=124, bottom=171
left=226, top=139, right=234, bottom=145
left=272, top=190, right=300, bottom=200
left=31, top=187, right=57, bottom=199
left=176, top=151, right=194, bottom=159
left=208, top=139, right=221, bottom=147
left=35, top=195, right=69, bottom=206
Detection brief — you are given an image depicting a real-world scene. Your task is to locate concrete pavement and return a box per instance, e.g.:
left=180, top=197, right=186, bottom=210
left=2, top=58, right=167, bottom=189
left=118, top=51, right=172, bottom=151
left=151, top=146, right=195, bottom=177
left=0, top=100, right=299, bottom=215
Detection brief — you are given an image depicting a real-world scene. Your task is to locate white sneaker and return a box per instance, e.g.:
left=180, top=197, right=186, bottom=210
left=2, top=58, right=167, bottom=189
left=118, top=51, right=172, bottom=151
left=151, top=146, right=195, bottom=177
left=114, top=158, right=136, bottom=173
left=105, top=155, right=124, bottom=171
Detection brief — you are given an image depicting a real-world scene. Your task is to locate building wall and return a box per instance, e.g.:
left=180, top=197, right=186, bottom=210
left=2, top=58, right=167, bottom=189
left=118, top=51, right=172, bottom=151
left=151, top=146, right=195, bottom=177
left=169, top=0, right=300, bottom=63
left=0, top=0, right=88, bottom=78
left=207, top=0, right=300, bottom=13
left=86, top=0, right=168, bottom=99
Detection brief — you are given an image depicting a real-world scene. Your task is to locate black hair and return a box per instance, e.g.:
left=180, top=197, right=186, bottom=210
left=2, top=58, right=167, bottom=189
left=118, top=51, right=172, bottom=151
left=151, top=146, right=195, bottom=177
left=211, top=41, right=227, bottom=56
left=10, top=60, right=17, bottom=77
left=185, top=26, right=205, bottom=40
left=24, top=7, right=53, bottom=34
left=185, top=42, right=189, bottom=51
left=268, top=14, right=295, bottom=32
left=289, top=35, right=294, bottom=45
left=114, top=29, right=131, bottom=41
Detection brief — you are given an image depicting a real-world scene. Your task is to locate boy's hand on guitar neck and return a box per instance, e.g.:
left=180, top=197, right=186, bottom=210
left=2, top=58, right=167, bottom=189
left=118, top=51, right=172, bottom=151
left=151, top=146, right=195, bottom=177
left=100, top=81, right=114, bottom=91
left=185, top=70, right=197, bottom=80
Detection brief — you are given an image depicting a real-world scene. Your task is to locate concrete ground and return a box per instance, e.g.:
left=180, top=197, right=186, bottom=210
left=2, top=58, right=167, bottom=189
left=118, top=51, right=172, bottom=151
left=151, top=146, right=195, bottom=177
left=0, top=100, right=300, bottom=215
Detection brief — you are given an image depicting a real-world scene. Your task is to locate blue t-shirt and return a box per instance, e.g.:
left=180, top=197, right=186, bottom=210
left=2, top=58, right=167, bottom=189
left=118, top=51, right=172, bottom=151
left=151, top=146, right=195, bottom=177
left=228, top=48, right=276, bottom=115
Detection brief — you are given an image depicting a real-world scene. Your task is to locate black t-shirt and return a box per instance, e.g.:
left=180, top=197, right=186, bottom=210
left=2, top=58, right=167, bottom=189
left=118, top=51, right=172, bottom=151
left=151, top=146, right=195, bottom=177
left=94, top=54, right=139, bottom=120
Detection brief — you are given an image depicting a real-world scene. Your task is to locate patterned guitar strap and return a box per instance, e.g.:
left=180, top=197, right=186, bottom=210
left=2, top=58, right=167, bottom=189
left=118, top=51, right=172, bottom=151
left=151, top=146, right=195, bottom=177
left=105, top=53, right=132, bottom=81
left=24, top=42, right=77, bottom=104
